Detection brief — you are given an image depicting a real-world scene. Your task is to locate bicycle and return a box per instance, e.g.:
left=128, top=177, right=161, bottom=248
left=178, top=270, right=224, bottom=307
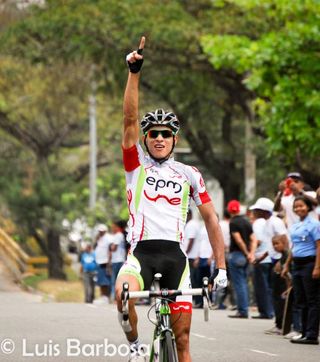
left=121, top=273, right=212, bottom=362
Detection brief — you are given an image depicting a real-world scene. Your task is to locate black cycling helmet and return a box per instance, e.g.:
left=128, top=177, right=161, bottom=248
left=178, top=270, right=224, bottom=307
left=140, top=109, right=180, bottom=134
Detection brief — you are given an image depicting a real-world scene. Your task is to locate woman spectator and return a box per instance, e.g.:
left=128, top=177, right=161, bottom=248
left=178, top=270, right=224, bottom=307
left=284, top=196, right=320, bottom=344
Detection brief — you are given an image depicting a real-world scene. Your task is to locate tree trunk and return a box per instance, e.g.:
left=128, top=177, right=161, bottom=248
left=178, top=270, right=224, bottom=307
left=47, top=227, right=66, bottom=280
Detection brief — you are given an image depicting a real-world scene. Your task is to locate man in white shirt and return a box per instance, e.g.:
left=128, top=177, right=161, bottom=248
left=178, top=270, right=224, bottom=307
left=193, top=223, right=214, bottom=307
left=182, top=210, right=201, bottom=305
left=110, top=220, right=127, bottom=299
left=94, top=224, right=112, bottom=303
left=250, top=200, right=274, bottom=319
left=274, top=172, right=318, bottom=228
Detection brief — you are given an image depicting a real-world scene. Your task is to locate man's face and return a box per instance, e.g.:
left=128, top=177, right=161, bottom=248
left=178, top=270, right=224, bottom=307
left=288, top=177, right=304, bottom=194
left=144, top=127, right=177, bottom=159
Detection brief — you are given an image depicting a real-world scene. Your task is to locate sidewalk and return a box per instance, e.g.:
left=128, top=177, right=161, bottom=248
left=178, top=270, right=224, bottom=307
left=0, top=259, right=20, bottom=292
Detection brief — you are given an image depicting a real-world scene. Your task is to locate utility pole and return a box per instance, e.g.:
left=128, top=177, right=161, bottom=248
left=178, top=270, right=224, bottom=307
left=89, top=66, right=97, bottom=210
left=244, top=113, right=256, bottom=204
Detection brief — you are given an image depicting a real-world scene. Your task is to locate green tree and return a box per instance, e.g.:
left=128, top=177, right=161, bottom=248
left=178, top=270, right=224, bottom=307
left=202, top=0, right=320, bottom=186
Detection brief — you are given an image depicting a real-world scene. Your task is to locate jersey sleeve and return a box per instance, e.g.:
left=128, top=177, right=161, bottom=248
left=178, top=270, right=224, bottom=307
left=122, top=144, right=140, bottom=172
left=122, top=143, right=145, bottom=172
left=188, top=166, right=211, bottom=206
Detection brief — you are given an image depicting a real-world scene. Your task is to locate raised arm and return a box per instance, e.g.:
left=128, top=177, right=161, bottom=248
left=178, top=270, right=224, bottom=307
left=274, top=180, right=285, bottom=211
left=122, top=36, right=145, bottom=149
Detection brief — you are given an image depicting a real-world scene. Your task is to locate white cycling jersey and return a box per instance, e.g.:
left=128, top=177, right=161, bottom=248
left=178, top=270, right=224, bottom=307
left=123, top=143, right=211, bottom=249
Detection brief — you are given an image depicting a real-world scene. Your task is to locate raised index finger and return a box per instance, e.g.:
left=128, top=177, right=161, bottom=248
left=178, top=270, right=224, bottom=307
left=138, top=36, right=145, bottom=51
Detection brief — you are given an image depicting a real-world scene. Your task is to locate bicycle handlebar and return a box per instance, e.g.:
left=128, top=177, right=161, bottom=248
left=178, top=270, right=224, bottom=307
left=125, top=287, right=204, bottom=299
left=121, top=277, right=213, bottom=323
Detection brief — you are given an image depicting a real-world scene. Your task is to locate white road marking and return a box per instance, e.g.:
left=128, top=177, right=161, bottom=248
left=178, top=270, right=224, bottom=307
left=191, top=333, right=216, bottom=341
left=249, top=349, right=278, bottom=357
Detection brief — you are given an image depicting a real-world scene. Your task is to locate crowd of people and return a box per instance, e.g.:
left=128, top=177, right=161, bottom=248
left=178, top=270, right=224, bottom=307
left=183, top=171, right=320, bottom=345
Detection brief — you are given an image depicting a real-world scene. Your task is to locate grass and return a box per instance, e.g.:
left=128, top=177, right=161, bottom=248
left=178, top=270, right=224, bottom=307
left=22, top=272, right=48, bottom=289
left=37, top=278, right=84, bottom=302
left=22, top=267, right=87, bottom=303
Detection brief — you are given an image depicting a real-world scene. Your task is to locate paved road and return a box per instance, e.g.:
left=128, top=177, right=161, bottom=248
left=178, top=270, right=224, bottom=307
left=0, top=264, right=319, bottom=362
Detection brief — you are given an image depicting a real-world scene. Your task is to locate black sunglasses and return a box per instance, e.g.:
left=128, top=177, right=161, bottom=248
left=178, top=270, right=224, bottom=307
left=146, top=130, right=174, bottom=139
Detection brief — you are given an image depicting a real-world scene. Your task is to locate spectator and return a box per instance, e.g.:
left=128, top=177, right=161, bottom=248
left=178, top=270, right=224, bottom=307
left=219, top=209, right=231, bottom=252
left=80, top=243, right=97, bottom=303
left=182, top=209, right=201, bottom=305
left=216, top=209, right=233, bottom=310
left=274, top=172, right=318, bottom=228
left=193, top=223, right=214, bottom=308
left=250, top=198, right=276, bottom=320
left=227, top=200, right=256, bottom=318
left=316, top=185, right=320, bottom=221
left=110, top=220, right=127, bottom=300
left=283, top=196, right=320, bottom=345
left=94, top=224, right=112, bottom=304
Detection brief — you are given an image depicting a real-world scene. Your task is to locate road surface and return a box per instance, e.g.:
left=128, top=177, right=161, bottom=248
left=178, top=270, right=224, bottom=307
left=0, top=262, right=319, bottom=362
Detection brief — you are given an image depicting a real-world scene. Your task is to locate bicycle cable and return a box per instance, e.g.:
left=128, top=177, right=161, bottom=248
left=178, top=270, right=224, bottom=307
left=146, top=298, right=183, bottom=328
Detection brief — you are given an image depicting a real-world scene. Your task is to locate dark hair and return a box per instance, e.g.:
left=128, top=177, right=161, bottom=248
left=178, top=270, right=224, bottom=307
left=303, top=183, right=313, bottom=191
left=113, top=219, right=127, bottom=230
left=293, top=195, right=313, bottom=212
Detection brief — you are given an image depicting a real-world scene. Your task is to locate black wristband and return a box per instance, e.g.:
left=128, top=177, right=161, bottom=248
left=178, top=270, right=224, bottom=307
left=127, top=48, right=144, bottom=73
left=209, top=268, right=219, bottom=285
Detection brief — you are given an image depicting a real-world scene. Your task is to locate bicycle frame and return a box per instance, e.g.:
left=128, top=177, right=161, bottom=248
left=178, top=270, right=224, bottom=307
left=149, top=273, right=178, bottom=362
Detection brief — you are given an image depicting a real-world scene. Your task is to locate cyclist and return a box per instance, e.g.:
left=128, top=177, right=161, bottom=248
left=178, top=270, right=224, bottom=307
left=115, top=37, right=227, bottom=362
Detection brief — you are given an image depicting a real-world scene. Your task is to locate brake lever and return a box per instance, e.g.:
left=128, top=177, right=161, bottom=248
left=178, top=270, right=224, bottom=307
left=122, top=282, right=130, bottom=324
left=202, top=277, right=212, bottom=321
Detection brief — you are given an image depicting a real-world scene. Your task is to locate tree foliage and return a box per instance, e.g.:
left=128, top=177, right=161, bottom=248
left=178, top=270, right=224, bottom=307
left=202, top=0, right=320, bottom=179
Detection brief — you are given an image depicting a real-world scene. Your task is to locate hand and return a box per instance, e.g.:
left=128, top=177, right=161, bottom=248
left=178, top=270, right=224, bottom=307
left=126, top=36, right=145, bottom=73
left=193, top=257, right=199, bottom=268
left=274, top=261, right=281, bottom=274
left=281, top=288, right=290, bottom=299
left=246, top=252, right=255, bottom=264
left=312, top=267, right=320, bottom=279
left=289, top=182, right=300, bottom=193
left=209, top=269, right=228, bottom=291
left=106, top=263, right=112, bottom=275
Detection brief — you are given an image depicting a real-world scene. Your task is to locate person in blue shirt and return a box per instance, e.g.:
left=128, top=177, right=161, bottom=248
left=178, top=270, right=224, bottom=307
left=283, top=195, right=320, bottom=344
left=80, top=243, right=98, bottom=303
